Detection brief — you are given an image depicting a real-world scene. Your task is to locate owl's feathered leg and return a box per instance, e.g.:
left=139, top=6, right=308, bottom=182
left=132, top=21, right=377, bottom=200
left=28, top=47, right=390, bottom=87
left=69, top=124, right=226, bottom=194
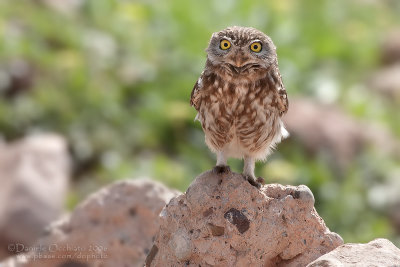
left=243, top=155, right=255, bottom=177
left=216, top=150, right=227, bottom=166
left=243, top=156, right=263, bottom=188
left=213, top=151, right=231, bottom=174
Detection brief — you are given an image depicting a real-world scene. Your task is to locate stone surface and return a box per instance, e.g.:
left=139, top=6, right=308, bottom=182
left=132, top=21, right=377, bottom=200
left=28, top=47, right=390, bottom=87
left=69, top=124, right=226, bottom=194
left=0, top=59, right=34, bottom=98
left=284, top=98, right=400, bottom=167
left=369, top=64, right=400, bottom=100
left=284, top=98, right=364, bottom=167
left=41, top=0, right=85, bottom=15
left=0, top=179, right=180, bottom=267
left=0, top=134, right=70, bottom=260
left=381, top=29, right=400, bottom=66
left=307, top=238, right=400, bottom=267
left=148, top=170, right=343, bottom=267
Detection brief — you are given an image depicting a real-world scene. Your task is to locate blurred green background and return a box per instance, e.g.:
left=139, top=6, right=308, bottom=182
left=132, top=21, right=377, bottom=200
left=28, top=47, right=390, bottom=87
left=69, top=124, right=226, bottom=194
left=0, top=0, right=399, bottom=246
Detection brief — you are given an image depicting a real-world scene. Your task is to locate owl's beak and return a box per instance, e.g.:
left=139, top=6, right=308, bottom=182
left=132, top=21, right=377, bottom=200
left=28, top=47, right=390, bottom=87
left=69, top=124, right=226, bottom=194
left=229, top=59, right=248, bottom=74
left=233, top=56, right=247, bottom=68
left=233, top=60, right=243, bottom=68
left=230, top=49, right=250, bottom=70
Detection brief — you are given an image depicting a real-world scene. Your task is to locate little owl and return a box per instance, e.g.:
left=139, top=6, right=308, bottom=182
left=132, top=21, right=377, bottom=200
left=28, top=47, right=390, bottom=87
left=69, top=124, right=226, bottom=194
left=190, top=26, right=289, bottom=188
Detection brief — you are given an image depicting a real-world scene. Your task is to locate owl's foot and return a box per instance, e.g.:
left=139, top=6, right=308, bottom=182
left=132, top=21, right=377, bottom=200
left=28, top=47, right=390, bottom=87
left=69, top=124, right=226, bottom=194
left=257, top=177, right=265, bottom=185
left=244, top=175, right=264, bottom=189
left=213, top=165, right=231, bottom=175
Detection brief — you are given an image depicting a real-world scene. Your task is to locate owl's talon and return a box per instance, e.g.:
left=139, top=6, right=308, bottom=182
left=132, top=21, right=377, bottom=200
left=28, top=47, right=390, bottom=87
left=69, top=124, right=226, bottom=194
left=244, top=175, right=262, bottom=189
left=257, top=177, right=265, bottom=185
left=213, top=165, right=231, bottom=175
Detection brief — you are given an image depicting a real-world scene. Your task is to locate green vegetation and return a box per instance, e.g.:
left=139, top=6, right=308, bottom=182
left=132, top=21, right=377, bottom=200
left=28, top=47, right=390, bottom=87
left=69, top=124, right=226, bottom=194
left=1, top=0, right=399, bottom=246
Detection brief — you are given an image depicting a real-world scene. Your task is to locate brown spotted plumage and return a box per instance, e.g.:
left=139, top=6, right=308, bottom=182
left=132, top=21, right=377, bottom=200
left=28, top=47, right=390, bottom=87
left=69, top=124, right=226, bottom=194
left=190, top=26, right=289, bottom=187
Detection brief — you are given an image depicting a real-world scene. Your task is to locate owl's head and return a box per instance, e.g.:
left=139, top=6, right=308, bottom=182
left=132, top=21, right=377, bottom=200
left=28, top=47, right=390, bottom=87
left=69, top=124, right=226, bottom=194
left=206, top=26, right=277, bottom=74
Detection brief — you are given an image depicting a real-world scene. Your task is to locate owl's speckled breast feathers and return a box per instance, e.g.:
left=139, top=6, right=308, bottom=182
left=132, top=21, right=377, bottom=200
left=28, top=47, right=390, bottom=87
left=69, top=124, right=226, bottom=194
left=193, top=65, right=287, bottom=160
left=190, top=26, right=289, bottom=187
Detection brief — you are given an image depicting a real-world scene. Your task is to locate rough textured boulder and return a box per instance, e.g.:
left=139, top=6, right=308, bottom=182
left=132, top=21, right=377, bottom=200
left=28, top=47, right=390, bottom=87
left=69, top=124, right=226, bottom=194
left=284, top=98, right=362, bottom=167
left=369, top=29, right=400, bottom=101
left=0, top=59, right=34, bottom=98
left=148, top=170, right=343, bottom=267
left=307, top=238, right=400, bottom=267
left=41, top=0, right=84, bottom=15
left=1, top=179, right=180, bottom=267
left=0, top=134, right=70, bottom=260
left=381, top=29, right=400, bottom=66
left=369, top=64, right=400, bottom=100
left=284, top=98, right=400, bottom=166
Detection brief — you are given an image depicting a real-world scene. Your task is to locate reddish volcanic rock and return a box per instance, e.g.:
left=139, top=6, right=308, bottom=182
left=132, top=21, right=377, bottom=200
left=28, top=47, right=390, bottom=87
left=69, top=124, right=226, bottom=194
left=1, top=179, right=179, bottom=267
left=147, top=170, right=343, bottom=267
left=307, top=238, right=400, bottom=267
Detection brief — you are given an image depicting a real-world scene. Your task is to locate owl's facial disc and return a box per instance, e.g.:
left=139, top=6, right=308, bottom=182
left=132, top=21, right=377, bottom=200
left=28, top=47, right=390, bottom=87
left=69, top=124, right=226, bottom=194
left=206, top=27, right=277, bottom=74
left=223, top=43, right=263, bottom=74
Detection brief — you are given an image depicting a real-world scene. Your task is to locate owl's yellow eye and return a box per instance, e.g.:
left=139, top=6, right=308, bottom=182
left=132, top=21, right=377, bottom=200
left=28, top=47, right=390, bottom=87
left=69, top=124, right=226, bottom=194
left=250, top=42, right=262, bottom=52
left=220, top=40, right=231, bottom=50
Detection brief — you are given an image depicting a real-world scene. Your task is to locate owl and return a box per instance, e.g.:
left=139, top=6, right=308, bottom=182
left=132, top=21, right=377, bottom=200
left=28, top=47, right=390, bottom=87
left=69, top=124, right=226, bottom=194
left=190, top=26, right=289, bottom=188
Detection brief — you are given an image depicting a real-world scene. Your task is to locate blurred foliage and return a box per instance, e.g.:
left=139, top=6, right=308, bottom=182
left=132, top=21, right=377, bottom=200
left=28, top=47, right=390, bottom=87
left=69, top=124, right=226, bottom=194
left=0, top=0, right=400, bottom=246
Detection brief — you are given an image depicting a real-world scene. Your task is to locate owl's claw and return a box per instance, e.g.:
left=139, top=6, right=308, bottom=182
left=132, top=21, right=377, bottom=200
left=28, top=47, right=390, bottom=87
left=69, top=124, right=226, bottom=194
left=213, top=165, right=231, bottom=175
left=244, top=175, right=263, bottom=189
left=257, top=177, right=265, bottom=185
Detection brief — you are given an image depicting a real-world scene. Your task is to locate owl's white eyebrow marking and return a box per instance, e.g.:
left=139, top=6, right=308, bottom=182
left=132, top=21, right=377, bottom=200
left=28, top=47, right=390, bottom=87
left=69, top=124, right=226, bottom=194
left=221, top=36, right=233, bottom=42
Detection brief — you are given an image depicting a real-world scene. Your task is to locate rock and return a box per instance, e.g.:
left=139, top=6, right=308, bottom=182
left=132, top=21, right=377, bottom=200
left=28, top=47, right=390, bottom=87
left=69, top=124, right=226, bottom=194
left=369, top=64, right=400, bottom=100
left=0, top=134, right=70, bottom=260
left=307, top=238, right=400, bottom=267
left=284, top=98, right=400, bottom=167
left=148, top=171, right=343, bottom=267
left=381, top=30, right=400, bottom=66
left=283, top=98, right=364, bottom=167
left=362, top=122, right=400, bottom=159
left=368, top=29, right=400, bottom=101
left=1, top=179, right=180, bottom=267
left=40, top=0, right=85, bottom=15
left=0, top=59, right=34, bottom=98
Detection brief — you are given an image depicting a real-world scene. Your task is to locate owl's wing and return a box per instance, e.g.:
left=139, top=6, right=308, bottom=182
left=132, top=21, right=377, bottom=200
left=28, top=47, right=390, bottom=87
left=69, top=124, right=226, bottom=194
left=270, top=65, right=289, bottom=116
left=190, top=73, right=204, bottom=111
